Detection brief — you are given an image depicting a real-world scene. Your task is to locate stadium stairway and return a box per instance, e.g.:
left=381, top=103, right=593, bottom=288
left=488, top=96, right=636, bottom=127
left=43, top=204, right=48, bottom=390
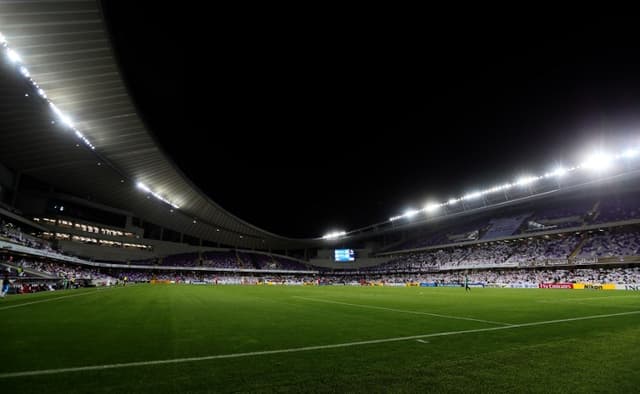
left=234, top=251, right=260, bottom=269
left=455, top=249, right=471, bottom=265
left=250, top=254, right=260, bottom=270
left=587, top=201, right=601, bottom=223
left=568, top=235, right=590, bottom=259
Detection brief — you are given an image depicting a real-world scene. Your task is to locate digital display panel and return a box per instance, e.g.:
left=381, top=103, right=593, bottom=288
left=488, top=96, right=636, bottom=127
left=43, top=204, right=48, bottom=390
left=334, top=249, right=355, bottom=262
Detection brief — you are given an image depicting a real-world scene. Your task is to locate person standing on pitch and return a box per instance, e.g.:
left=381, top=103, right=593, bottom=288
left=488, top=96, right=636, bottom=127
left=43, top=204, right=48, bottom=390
left=465, top=274, right=471, bottom=292
left=1, top=269, right=9, bottom=297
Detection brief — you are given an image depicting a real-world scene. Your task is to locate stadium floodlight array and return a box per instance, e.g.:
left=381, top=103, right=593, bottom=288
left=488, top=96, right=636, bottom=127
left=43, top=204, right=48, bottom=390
left=424, top=203, right=440, bottom=213
left=322, top=231, right=346, bottom=240
left=136, top=182, right=181, bottom=209
left=0, top=31, right=95, bottom=151
left=389, top=146, right=640, bottom=222
left=1, top=31, right=183, bottom=212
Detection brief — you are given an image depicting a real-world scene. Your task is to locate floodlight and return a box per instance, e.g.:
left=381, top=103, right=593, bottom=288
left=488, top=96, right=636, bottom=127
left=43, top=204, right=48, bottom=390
left=424, top=203, right=439, bottom=213
left=49, top=103, right=74, bottom=128
left=322, top=231, right=346, bottom=240
left=581, top=153, right=613, bottom=171
left=550, top=167, right=567, bottom=177
left=463, top=192, right=482, bottom=200
left=136, top=182, right=150, bottom=192
left=7, top=48, right=21, bottom=63
left=516, top=176, right=537, bottom=186
left=404, top=209, right=419, bottom=218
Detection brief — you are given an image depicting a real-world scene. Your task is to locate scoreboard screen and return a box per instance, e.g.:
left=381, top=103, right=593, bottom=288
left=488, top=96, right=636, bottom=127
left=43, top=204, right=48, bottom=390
left=334, top=249, right=355, bottom=262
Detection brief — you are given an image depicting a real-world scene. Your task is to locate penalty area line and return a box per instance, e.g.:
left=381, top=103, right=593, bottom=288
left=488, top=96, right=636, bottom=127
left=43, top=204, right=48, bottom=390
left=1, top=310, right=639, bottom=378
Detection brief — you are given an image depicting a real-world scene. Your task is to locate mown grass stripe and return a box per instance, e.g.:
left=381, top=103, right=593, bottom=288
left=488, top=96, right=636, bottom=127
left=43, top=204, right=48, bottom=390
left=1, top=309, right=638, bottom=378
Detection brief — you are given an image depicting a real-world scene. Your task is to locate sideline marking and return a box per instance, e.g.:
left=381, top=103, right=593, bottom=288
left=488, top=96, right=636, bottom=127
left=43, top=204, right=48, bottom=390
left=1, top=310, right=638, bottom=378
left=293, top=296, right=513, bottom=326
left=538, top=295, right=640, bottom=303
left=0, top=289, right=112, bottom=311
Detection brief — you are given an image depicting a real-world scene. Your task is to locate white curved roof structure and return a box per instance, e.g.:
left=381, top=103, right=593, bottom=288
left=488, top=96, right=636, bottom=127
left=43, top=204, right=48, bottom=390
left=0, top=0, right=319, bottom=249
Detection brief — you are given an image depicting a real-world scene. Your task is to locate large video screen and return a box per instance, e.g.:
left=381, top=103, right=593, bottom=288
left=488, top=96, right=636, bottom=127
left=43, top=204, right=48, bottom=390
left=334, top=249, right=355, bottom=262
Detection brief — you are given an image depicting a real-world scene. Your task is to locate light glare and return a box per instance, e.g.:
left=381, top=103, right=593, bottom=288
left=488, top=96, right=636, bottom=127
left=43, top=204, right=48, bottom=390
left=516, top=176, right=538, bottom=186
left=581, top=153, right=613, bottom=171
left=463, top=192, right=482, bottom=200
left=136, top=182, right=150, bottom=192
left=404, top=209, right=419, bottom=218
left=424, top=203, right=439, bottom=213
left=551, top=167, right=567, bottom=177
left=388, top=144, right=640, bottom=223
left=7, top=48, right=21, bottom=63
left=322, top=231, right=346, bottom=240
left=49, top=103, right=74, bottom=128
left=136, top=182, right=180, bottom=209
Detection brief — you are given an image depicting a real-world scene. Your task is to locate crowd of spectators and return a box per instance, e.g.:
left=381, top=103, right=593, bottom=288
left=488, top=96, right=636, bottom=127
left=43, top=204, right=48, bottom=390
left=578, top=230, right=640, bottom=258
left=377, top=228, right=640, bottom=272
left=3, top=257, right=640, bottom=293
left=0, top=220, right=54, bottom=251
left=391, top=193, right=640, bottom=252
left=17, top=259, right=116, bottom=282
left=379, top=234, right=584, bottom=272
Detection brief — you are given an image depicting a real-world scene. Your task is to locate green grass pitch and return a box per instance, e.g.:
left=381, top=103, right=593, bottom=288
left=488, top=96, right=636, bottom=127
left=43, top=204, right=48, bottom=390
left=1, top=284, right=639, bottom=393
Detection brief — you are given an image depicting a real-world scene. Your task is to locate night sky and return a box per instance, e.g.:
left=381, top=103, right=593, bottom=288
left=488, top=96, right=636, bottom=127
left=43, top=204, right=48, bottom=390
left=100, top=4, right=640, bottom=238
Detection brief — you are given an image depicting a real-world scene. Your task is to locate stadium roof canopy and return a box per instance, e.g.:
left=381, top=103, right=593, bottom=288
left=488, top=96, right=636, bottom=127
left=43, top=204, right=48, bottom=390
left=0, top=0, right=324, bottom=250
left=2, top=2, right=640, bottom=252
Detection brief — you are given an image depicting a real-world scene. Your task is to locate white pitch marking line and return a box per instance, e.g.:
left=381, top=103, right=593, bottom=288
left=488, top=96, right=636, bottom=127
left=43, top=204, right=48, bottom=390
left=0, top=289, right=108, bottom=311
left=538, top=295, right=640, bottom=303
left=293, top=296, right=513, bottom=326
left=0, top=310, right=638, bottom=379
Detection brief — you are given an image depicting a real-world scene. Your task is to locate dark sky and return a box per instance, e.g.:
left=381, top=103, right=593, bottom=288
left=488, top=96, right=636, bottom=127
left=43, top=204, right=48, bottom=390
left=99, top=4, right=640, bottom=238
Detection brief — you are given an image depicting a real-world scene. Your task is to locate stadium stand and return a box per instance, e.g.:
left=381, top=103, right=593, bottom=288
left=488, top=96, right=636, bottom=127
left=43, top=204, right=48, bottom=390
left=577, top=229, right=640, bottom=258
left=386, top=192, right=640, bottom=253
left=481, top=213, right=532, bottom=239
left=1, top=186, right=640, bottom=294
left=5, top=257, right=640, bottom=289
left=593, top=193, right=640, bottom=224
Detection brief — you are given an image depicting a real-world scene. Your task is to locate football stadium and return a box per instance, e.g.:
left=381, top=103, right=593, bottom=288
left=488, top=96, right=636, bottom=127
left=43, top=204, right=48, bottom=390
left=1, top=4, right=640, bottom=393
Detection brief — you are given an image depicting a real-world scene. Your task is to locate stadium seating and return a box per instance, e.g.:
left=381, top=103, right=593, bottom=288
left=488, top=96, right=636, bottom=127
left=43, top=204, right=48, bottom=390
left=577, top=230, right=640, bottom=258
left=481, top=213, right=532, bottom=239
left=9, top=258, right=640, bottom=287
left=594, top=194, right=640, bottom=224
left=387, top=194, right=640, bottom=253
